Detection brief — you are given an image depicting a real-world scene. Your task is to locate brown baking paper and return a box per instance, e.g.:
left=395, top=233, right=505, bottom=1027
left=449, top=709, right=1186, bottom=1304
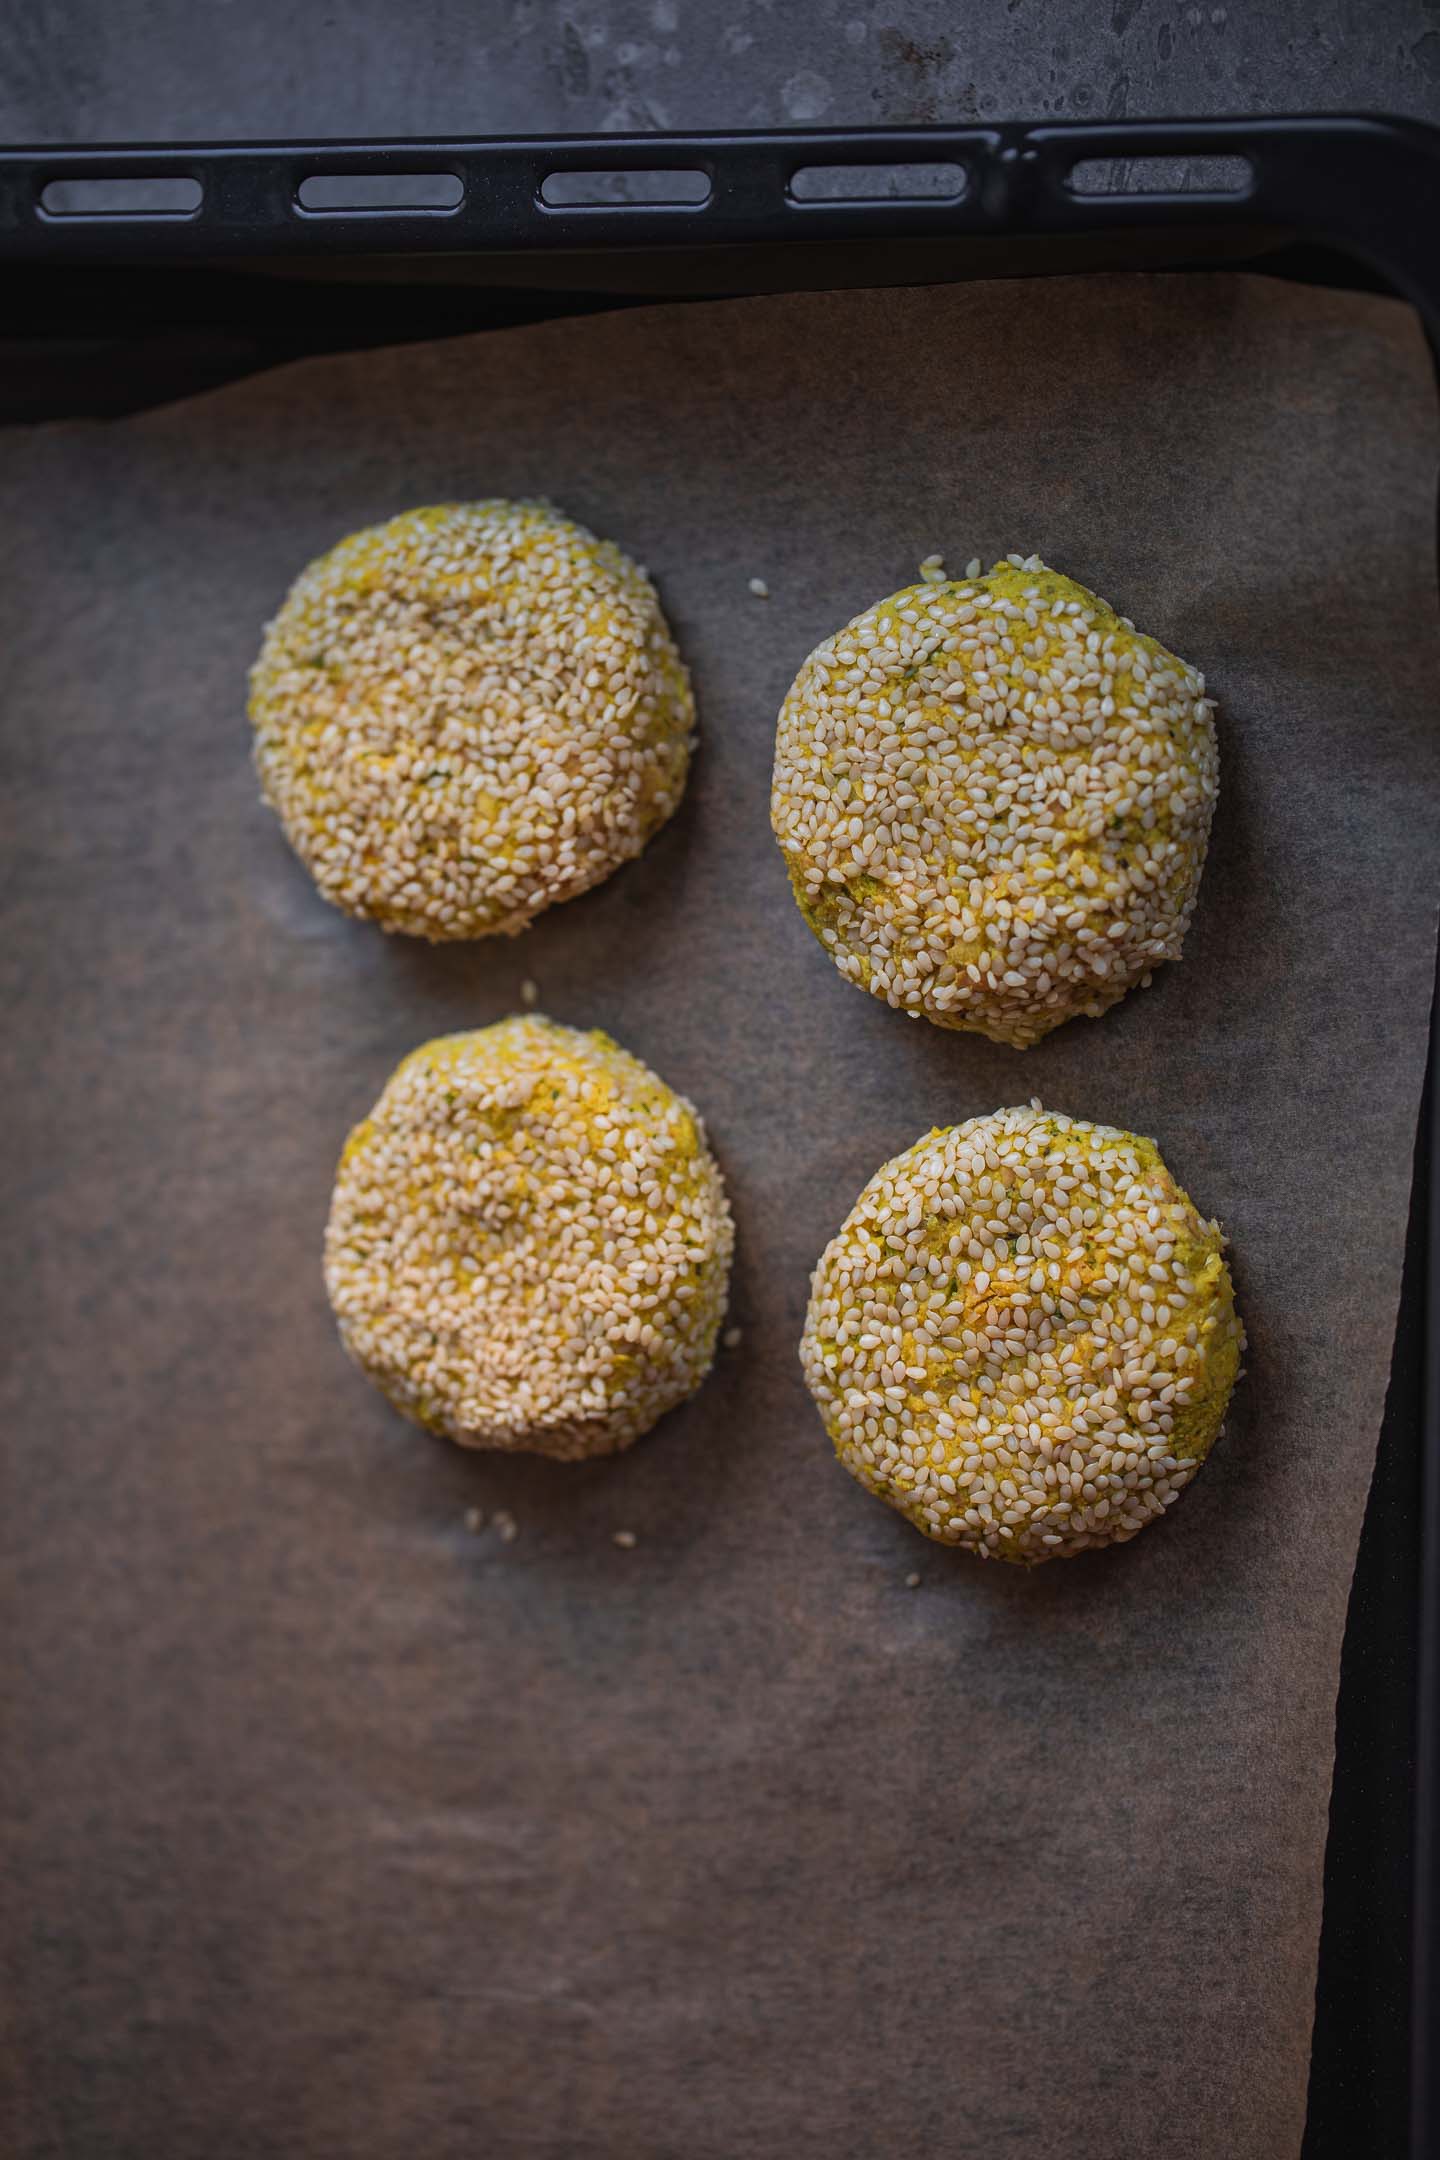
left=2, top=275, right=1437, bottom=2160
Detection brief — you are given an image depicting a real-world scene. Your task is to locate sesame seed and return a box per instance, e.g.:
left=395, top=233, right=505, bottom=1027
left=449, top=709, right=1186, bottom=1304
left=723, top=1326, right=744, bottom=1349
left=493, top=1510, right=519, bottom=1543
left=904, top=1571, right=922, bottom=1588
left=800, top=1107, right=1244, bottom=1565
left=748, top=576, right=771, bottom=599
left=770, top=559, right=1218, bottom=1047
left=463, top=1506, right=485, bottom=1533
left=520, top=978, right=539, bottom=1008
left=250, top=500, right=695, bottom=942
left=324, top=1017, right=734, bottom=1459
left=612, top=1529, right=638, bottom=1549
left=918, top=553, right=946, bottom=584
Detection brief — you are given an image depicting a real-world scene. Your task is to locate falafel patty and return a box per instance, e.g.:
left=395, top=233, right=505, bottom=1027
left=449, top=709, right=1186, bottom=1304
left=801, top=1104, right=1243, bottom=1562
left=771, top=557, right=1218, bottom=1046
left=325, top=1017, right=733, bottom=1458
left=251, top=500, right=694, bottom=939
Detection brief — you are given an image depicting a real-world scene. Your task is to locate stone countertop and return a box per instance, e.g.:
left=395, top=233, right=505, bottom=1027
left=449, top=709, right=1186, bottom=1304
left=3, top=0, right=1437, bottom=142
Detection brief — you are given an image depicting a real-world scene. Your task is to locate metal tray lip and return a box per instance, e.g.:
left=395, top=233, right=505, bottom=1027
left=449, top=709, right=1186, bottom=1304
left=1, top=112, right=1438, bottom=335
left=1416, top=998, right=1440, bottom=2160
left=2, top=105, right=1437, bottom=2160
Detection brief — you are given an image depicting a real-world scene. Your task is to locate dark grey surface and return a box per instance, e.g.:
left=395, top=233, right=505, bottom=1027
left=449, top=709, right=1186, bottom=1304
left=2, top=273, right=1436, bottom=2160
left=1, top=0, right=1438, bottom=142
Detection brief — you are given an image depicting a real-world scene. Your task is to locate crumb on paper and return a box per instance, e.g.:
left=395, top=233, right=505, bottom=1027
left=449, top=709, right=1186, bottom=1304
left=747, top=576, right=770, bottom=599
left=612, top=1529, right=638, bottom=1549
left=520, top=978, right=539, bottom=1008
left=463, top=1506, right=485, bottom=1534
left=493, top=1509, right=518, bottom=1544
left=723, top=1326, right=743, bottom=1350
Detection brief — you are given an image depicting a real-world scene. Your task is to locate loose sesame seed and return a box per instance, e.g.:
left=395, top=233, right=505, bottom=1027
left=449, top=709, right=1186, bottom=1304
left=800, top=1107, right=1244, bottom=1565
left=520, top=978, right=539, bottom=1008
left=463, top=1506, right=485, bottom=1533
left=904, top=1571, right=922, bottom=1588
left=770, top=560, right=1218, bottom=1047
left=324, top=1016, right=734, bottom=1460
left=723, top=1326, right=744, bottom=1350
left=748, top=576, right=771, bottom=599
left=493, top=1510, right=519, bottom=1543
left=251, top=500, right=695, bottom=941
left=612, top=1529, right=638, bottom=1549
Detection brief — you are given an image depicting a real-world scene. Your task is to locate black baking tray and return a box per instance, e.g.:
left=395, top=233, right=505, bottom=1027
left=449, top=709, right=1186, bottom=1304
left=2, top=116, right=1436, bottom=2159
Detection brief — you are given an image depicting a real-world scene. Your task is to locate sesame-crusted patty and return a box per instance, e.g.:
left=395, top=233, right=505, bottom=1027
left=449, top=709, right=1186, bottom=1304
left=771, top=556, right=1218, bottom=1046
left=801, top=1106, right=1243, bottom=1562
left=324, top=1017, right=733, bottom=1458
left=250, top=500, right=694, bottom=939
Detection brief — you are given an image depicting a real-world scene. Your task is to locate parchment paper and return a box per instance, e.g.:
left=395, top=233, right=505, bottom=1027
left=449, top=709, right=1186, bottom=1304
left=2, top=274, right=1437, bottom=2160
